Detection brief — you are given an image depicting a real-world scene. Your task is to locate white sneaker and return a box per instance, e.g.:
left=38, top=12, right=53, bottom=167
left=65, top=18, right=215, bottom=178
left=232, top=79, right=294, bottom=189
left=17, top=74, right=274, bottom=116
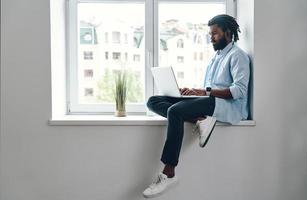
left=143, top=173, right=178, bottom=198
left=194, top=116, right=217, bottom=148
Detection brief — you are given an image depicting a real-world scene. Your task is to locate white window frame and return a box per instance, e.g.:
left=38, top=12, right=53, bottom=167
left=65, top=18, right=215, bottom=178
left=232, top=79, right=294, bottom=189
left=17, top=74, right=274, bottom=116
left=66, top=0, right=236, bottom=115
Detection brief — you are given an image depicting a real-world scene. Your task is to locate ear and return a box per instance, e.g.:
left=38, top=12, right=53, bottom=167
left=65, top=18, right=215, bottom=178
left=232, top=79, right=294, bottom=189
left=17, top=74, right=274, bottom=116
left=225, top=30, right=232, bottom=41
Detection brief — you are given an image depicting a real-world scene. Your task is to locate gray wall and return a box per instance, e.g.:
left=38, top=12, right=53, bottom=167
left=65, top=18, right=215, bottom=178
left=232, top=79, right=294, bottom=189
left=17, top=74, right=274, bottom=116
left=1, top=0, right=307, bottom=200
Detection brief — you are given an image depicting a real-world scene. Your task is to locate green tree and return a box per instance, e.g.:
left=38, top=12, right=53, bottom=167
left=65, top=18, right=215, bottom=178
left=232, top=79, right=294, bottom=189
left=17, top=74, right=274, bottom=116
left=126, top=71, right=143, bottom=103
left=96, top=68, right=114, bottom=102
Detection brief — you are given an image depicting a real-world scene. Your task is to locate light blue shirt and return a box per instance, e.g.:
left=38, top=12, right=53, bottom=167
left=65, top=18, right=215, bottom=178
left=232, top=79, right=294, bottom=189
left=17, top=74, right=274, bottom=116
left=204, top=42, right=250, bottom=124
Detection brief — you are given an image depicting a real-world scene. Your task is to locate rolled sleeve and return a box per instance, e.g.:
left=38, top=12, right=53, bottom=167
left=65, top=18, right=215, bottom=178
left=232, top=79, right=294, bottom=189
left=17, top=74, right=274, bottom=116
left=229, top=53, right=250, bottom=99
left=229, top=85, right=241, bottom=99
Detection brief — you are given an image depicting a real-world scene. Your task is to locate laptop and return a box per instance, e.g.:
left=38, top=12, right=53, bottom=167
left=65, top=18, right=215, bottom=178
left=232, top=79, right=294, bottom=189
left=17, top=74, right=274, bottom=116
left=151, top=66, right=207, bottom=98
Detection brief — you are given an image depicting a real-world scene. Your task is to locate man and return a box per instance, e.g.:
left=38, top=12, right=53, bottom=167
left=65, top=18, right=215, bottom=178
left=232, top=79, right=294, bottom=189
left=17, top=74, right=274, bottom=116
left=143, top=14, right=250, bottom=198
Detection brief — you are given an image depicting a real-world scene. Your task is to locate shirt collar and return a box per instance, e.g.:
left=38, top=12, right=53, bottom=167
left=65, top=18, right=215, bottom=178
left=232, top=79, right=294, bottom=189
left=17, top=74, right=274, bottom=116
left=217, top=42, right=234, bottom=56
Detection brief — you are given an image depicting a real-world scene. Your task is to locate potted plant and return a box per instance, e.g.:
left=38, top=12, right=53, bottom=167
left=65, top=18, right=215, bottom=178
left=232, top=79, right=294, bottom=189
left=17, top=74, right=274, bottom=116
left=114, top=70, right=128, bottom=117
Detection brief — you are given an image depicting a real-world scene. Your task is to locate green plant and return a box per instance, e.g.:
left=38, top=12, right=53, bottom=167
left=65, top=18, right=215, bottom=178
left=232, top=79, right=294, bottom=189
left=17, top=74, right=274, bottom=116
left=96, top=68, right=144, bottom=103
left=114, top=70, right=127, bottom=112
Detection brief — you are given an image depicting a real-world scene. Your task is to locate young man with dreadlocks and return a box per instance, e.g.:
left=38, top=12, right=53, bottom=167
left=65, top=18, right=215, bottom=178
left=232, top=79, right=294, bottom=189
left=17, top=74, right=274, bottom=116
left=143, top=14, right=250, bottom=198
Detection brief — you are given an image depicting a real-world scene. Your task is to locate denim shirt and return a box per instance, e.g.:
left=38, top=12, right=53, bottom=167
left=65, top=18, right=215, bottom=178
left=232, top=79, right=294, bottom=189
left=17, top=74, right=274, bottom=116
left=204, top=42, right=250, bottom=124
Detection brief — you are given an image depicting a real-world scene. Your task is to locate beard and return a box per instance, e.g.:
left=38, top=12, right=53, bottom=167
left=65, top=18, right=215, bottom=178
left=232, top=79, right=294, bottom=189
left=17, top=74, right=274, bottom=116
left=212, top=36, right=228, bottom=51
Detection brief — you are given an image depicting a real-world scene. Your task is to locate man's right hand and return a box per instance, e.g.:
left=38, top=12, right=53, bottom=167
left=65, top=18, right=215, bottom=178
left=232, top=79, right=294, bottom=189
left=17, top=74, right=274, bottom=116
left=179, top=87, right=190, bottom=95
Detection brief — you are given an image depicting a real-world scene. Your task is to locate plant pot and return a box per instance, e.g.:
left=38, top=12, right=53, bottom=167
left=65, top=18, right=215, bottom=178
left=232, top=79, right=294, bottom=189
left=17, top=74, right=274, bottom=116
left=115, top=110, right=126, bottom=117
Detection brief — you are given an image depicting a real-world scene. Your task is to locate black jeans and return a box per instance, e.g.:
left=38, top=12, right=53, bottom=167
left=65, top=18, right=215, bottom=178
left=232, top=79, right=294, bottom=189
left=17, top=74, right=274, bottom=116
left=147, top=96, right=215, bottom=166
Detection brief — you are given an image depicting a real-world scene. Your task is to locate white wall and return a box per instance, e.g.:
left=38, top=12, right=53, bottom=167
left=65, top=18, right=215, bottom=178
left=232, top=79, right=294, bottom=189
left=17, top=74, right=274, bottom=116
left=1, top=0, right=307, bottom=200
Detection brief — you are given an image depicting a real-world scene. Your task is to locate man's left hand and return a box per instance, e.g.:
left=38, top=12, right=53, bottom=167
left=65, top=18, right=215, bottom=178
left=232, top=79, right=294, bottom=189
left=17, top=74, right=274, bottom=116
left=191, top=88, right=206, bottom=96
left=181, top=88, right=206, bottom=96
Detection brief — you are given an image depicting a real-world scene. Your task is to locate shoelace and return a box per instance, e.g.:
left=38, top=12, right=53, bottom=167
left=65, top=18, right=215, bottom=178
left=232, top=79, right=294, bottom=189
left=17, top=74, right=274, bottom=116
left=192, top=121, right=200, bottom=136
left=149, top=174, right=165, bottom=188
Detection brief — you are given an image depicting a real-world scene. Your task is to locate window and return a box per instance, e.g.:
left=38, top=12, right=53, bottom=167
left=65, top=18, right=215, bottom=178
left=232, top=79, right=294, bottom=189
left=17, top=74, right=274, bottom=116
left=177, top=56, right=184, bottom=63
left=177, top=39, right=184, bottom=48
left=67, top=0, right=233, bottom=114
left=83, top=51, right=93, bottom=60
left=112, top=31, right=121, bottom=44
left=197, top=36, right=202, bottom=44
left=133, top=54, right=140, bottom=62
left=104, top=32, right=108, bottom=43
left=84, top=69, right=93, bottom=78
left=177, top=71, right=184, bottom=79
left=124, top=34, right=128, bottom=44
left=84, top=88, right=94, bottom=96
left=112, top=52, right=121, bottom=60
left=199, top=52, right=203, bottom=61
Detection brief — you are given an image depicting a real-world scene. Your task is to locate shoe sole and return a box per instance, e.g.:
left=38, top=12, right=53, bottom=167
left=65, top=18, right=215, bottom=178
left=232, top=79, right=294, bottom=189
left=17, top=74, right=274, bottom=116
left=143, top=178, right=179, bottom=198
left=200, top=120, right=216, bottom=148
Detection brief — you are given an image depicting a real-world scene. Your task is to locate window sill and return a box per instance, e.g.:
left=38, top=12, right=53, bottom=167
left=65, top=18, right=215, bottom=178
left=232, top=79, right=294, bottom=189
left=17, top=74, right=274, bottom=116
left=48, top=115, right=256, bottom=126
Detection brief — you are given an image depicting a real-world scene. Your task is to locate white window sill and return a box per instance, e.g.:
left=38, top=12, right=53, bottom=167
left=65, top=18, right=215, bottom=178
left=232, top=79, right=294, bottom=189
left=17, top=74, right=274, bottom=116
left=48, top=115, right=256, bottom=126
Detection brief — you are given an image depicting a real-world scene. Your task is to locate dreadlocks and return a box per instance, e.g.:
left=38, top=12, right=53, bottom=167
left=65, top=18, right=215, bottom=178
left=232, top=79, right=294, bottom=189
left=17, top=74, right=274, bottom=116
left=208, top=14, right=241, bottom=42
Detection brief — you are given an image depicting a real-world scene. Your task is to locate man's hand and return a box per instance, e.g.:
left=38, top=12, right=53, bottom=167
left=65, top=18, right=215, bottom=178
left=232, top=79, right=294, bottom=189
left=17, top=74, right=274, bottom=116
left=179, top=88, right=206, bottom=96
left=192, top=88, right=206, bottom=96
left=179, top=87, right=190, bottom=95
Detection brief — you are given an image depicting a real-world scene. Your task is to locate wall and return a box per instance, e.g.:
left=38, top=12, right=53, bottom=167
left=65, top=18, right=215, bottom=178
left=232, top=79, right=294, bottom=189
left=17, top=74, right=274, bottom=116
left=237, top=0, right=254, bottom=119
left=1, top=0, right=307, bottom=200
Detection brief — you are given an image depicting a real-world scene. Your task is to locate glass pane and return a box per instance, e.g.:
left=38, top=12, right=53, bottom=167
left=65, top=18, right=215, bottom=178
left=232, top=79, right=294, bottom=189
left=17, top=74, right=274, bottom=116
left=159, top=2, right=225, bottom=88
left=78, top=2, right=145, bottom=104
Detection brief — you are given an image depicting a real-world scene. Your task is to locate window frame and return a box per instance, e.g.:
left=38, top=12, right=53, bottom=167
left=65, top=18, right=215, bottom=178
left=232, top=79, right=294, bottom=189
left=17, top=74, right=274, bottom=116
left=66, top=0, right=236, bottom=115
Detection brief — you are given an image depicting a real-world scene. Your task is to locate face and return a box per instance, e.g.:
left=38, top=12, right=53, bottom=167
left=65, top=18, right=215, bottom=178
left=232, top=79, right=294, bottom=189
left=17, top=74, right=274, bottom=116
left=209, top=24, right=229, bottom=51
